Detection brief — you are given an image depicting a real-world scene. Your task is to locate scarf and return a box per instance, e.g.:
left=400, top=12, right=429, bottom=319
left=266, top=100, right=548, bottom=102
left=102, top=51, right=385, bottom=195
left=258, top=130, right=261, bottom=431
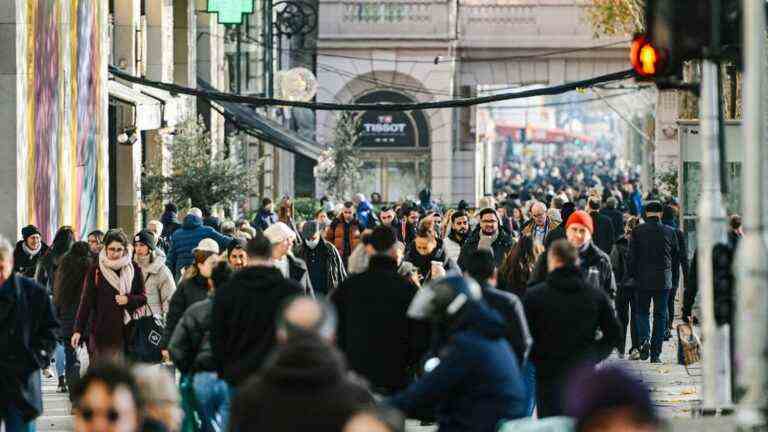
left=478, top=229, right=500, bottom=252
left=22, top=242, right=42, bottom=258
left=99, top=250, right=138, bottom=324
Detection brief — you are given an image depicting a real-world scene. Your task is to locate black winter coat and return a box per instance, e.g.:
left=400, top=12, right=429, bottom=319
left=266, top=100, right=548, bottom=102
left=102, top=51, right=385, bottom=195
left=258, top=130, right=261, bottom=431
left=403, top=239, right=459, bottom=283
left=331, top=255, right=429, bottom=393
left=629, top=218, right=680, bottom=291
left=296, top=240, right=347, bottom=296
left=161, top=275, right=209, bottom=349
left=600, top=208, right=625, bottom=238
left=168, top=298, right=215, bottom=374
left=524, top=266, right=621, bottom=379
left=12, top=241, right=49, bottom=279
left=211, top=266, right=303, bottom=385
left=0, top=275, right=58, bottom=421
left=543, top=225, right=566, bottom=250
left=287, top=255, right=315, bottom=297
left=530, top=242, right=617, bottom=298
left=609, top=237, right=635, bottom=289
left=589, top=211, right=616, bottom=255
left=482, top=284, right=533, bottom=365
left=457, top=229, right=515, bottom=270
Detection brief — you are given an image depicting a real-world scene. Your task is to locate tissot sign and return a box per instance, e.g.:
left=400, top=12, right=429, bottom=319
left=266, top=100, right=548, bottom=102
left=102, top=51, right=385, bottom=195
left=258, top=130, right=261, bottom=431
left=355, top=90, right=430, bottom=148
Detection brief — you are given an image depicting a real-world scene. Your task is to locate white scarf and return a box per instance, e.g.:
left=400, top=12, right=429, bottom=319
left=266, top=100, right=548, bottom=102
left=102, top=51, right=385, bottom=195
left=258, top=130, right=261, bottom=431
left=22, top=242, right=42, bottom=258
left=99, top=250, right=139, bottom=324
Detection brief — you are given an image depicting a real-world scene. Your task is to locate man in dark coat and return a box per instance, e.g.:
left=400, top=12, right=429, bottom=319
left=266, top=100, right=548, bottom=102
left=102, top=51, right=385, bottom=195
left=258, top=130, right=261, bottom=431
left=0, top=237, right=59, bottom=429
left=544, top=202, right=575, bottom=250
left=160, top=203, right=182, bottom=240
left=458, top=208, right=515, bottom=270
left=265, top=222, right=315, bottom=297
left=600, top=197, right=625, bottom=237
left=201, top=206, right=222, bottom=232
left=402, top=226, right=459, bottom=284
left=211, top=232, right=304, bottom=386
left=587, top=197, right=616, bottom=254
left=524, top=240, right=621, bottom=418
left=331, top=227, right=428, bottom=396
left=629, top=201, right=680, bottom=363
left=662, top=205, right=688, bottom=339
left=388, top=275, right=528, bottom=431
left=167, top=210, right=232, bottom=276
left=252, top=198, right=278, bottom=232
left=295, top=222, right=346, bottom=297
left=12, top=225, right=49, bottom=278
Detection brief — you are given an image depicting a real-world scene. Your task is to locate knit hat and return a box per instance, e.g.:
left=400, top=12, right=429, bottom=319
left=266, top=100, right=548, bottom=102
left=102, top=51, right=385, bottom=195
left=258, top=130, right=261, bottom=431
left=301, top=221, right=320, bottom=240
left=565, top=210, right=594, bottom=234
left=193, top=238, right=220, bottom=254
left=226, top=238, right=247, bottom=256
left=645, top=201, right=663, bottom=213
left=21, top=225, right=40, bottom=241
left=133, top=230, right=157, bottom=252
left=264, top=222, right=296, bottom=244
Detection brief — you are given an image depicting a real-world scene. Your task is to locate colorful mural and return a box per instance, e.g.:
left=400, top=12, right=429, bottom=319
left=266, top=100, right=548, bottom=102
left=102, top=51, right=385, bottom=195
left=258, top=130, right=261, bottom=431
left=25, top=0, right=104, bottom=242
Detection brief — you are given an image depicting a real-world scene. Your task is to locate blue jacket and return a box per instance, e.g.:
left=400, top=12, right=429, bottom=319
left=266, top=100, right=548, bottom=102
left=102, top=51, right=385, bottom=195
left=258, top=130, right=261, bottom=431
left=167, top=214, right=232, bottom=274
left=356, top=201, right=376, bottom=230
left=388, top=301, right=527, bottom=432
left=252, top=208, right=278, bottom=231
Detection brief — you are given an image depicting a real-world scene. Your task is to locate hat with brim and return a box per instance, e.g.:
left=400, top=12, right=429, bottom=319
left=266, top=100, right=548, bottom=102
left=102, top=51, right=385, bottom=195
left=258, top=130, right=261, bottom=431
left=193, top=238, right=220, bottom=255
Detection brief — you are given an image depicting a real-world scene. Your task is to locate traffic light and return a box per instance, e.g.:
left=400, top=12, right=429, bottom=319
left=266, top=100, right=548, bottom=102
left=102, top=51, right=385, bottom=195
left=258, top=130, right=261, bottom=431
left=630, top=34, right=669, bottom=78
left=712, top=243, right=735, bottom=326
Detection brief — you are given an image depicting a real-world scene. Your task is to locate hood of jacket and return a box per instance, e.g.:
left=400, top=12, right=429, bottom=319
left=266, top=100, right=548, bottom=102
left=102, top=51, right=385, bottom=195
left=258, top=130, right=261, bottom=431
left=451, top=300, right=507, bottom=340
left=261, top=337, right=346, bottom=389
left=545, top=265, right=588, bottom=293
left=182, top=214, right=203, bottom=230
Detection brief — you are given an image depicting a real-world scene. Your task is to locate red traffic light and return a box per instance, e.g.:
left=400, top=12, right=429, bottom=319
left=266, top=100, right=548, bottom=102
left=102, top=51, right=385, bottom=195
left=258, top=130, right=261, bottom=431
left=630, top=34, right=668, bottom=78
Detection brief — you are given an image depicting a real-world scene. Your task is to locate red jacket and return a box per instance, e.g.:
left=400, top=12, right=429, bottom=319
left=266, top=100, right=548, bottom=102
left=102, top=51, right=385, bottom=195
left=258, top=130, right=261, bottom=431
left=326, top=218, right=362, bottom=264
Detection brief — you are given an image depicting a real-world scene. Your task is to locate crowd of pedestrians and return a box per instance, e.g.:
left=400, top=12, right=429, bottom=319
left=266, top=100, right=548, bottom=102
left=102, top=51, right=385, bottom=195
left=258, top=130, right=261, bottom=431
left=0, top=150, right=704, bottom=432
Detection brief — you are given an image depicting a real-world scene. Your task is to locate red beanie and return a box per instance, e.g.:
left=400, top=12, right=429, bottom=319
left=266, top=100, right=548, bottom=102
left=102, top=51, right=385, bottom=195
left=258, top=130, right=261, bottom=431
left=565, top=210, right=594, bottom=234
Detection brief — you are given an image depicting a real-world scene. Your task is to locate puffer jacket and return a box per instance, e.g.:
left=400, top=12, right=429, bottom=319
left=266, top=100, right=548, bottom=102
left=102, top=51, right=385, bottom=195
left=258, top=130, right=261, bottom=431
left=168, top=297, right=215, bottom=374
left=325, top=218, right=362, bottom=265
left=13, top=241, right=49, bottom=278
left=135, top=250, right=176, bottom=321
left=166, top=214, right=232, bottom=275
left=161, top=275, right=209, bottom=349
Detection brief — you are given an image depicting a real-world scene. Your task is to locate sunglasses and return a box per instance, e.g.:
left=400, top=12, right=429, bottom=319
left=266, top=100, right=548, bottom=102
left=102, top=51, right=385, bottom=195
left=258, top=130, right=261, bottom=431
left=79, top=407, right=121, bottom=423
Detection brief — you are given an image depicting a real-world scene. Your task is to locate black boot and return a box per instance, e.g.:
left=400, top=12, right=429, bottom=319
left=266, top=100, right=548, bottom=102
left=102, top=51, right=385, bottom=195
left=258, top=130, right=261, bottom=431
left=58, top=375, right=67, bottom=393
left=639, top=341, right=650, bottom=361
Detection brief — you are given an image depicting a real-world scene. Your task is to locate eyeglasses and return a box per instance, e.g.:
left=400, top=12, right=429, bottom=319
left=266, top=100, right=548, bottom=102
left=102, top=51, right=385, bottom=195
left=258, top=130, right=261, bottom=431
left=79, top=407, right=121, bottom=423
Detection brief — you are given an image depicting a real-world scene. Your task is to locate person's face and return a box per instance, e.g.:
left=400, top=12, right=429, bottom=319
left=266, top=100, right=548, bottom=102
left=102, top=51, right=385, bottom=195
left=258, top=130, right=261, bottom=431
left=452, top=216, right=469, bottom=235
left=380, top=211, right=395, bottom=226
left=0, top=252, right=13, bottom=283
left=74, top=382, right=139, bottom=432
left=531, top=206, right=547, bottom=227
left=432, top=215, right=442, bottom=229
left=273, top=239, right=291, bottom=258
left=105, top=242, right=126, bottom=261
left=147, top=223, right=159, bottom=236
left=88, top=235, right=103, bottom=254
left=414, top=237, right=437, bottom=257
left=407, top=211, right=419, bottom=224
left=480, top=214, right=499, bottom=235
left=512, top=208, right=523, bottom=220
left=497, top=207, right=507, bottom=218
left=342, top=208, right=354, bottom=222
left=133, top=243, right=149, bottom=257
left=228, top=248, right=248, bottom=270
left=566, top=224, right=591, bottom=249
left=197, top=254, right=218, bottom=278
left=316, top=212, right=329, bottom=225
left=25, top=234, right=41, bottom=250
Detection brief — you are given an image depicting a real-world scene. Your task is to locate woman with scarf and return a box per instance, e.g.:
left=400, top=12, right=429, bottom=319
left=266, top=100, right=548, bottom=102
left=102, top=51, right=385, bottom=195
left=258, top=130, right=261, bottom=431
left=13, top=224, right=49, bottom=277
left=133, top=230, right=176, bottom=323
left=71, top=229, right=147, bottom=359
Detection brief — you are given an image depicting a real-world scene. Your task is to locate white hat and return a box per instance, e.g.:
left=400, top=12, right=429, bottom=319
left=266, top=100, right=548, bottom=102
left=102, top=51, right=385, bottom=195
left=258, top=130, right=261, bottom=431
left=264, top=222, right=296, bottom=244
left=192, top=238, right=220, bottom=254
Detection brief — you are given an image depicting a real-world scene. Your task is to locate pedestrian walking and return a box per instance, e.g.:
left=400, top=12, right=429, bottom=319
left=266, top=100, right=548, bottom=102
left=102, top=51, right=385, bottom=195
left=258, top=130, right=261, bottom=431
left=609, top=216, right=641, bottom=359
left=211, top=232, right=304, bottom=387
left=0, top=235, right=58, bottom=432
left=354, top=193, right=378, bottom=230
left=70, top=361, right=142, bottom=432
left=169, top=261, right=233, bottom=432
left=166, top=208, right=231, bottom=277
left=265, top=222, right=315, bottom=296
left=160, top=203, right=182, bottom=240
left=226, top=238, right=249, bottom=271
left=133, top=230, right=176, bottom=323
left=252, top=198, right=278, bottom=231
left=388, top=275, right=528, bottom=432
left=146, top=220, right=169, bottom=253
left=629, top=201, right=680, bottom=363
left=524, top=240, right=621, bottom=418
left=498, top=235, right=543, bottom=297
left=12, top=225, right=48, bottom=278
left=587, top=197, right=616, bottom=255
left=543, top=202, right=575, bottom=250
left=161, top=238, right=220, bottom=364
left=52, top=241, right=93, bottom=399
left=326, top=202, right=363, bottom=268
left=86, top=230, right=104, bottom=259
left=202, top=206, right=222, bottom=232
left=72, top=229, right=147, bottom=360
left=402, top=226, right=458, bottom=284
left=277, top=197, right=302, bottom=240
left=295, top=221, right=347, bottom=297
left=443, top=211, right=469, bottom=263
left=331, top=226, right=428, bottom=396
left=457, top=207, right=515, bottom=270
left=520, top=201, right=557, bottom=248
left=600, top=197, right=625, bottom=236
left=662, top=205, right=688, bottom=340
left=132, top=364, right=182, bottom=432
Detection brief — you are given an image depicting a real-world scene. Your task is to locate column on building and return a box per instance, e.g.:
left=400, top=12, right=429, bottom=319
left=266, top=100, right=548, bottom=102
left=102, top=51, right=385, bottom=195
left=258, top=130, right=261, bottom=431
left=197, top=7, right=226, bottom=153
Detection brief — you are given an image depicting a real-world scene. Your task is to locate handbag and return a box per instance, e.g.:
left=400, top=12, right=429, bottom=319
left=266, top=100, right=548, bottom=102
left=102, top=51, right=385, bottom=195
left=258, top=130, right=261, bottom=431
left=77, top=345, right=90, bottom=377
left=127, top=303, right=164, bottom=363
left=676, top=323, right=701, bottom=374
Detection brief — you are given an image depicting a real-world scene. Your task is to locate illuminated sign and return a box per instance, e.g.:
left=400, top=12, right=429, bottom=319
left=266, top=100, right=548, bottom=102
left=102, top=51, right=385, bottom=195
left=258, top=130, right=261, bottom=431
left=356, top=91, right=430, bottom=148
left=207, top=0, right=254, bottom=25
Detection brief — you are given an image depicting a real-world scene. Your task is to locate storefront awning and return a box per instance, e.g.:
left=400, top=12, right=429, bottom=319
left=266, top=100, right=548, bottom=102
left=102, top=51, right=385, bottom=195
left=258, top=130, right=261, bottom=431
left=108, top=79, right=162, bottom=130
left=198, top=78, right=321, bottom=161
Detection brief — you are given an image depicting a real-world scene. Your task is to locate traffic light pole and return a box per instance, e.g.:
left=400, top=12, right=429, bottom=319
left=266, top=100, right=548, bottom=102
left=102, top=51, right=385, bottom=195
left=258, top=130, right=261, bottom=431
left=697, top=59, right=732, bottom=414
left=735, top=0, right=768, bottom=426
